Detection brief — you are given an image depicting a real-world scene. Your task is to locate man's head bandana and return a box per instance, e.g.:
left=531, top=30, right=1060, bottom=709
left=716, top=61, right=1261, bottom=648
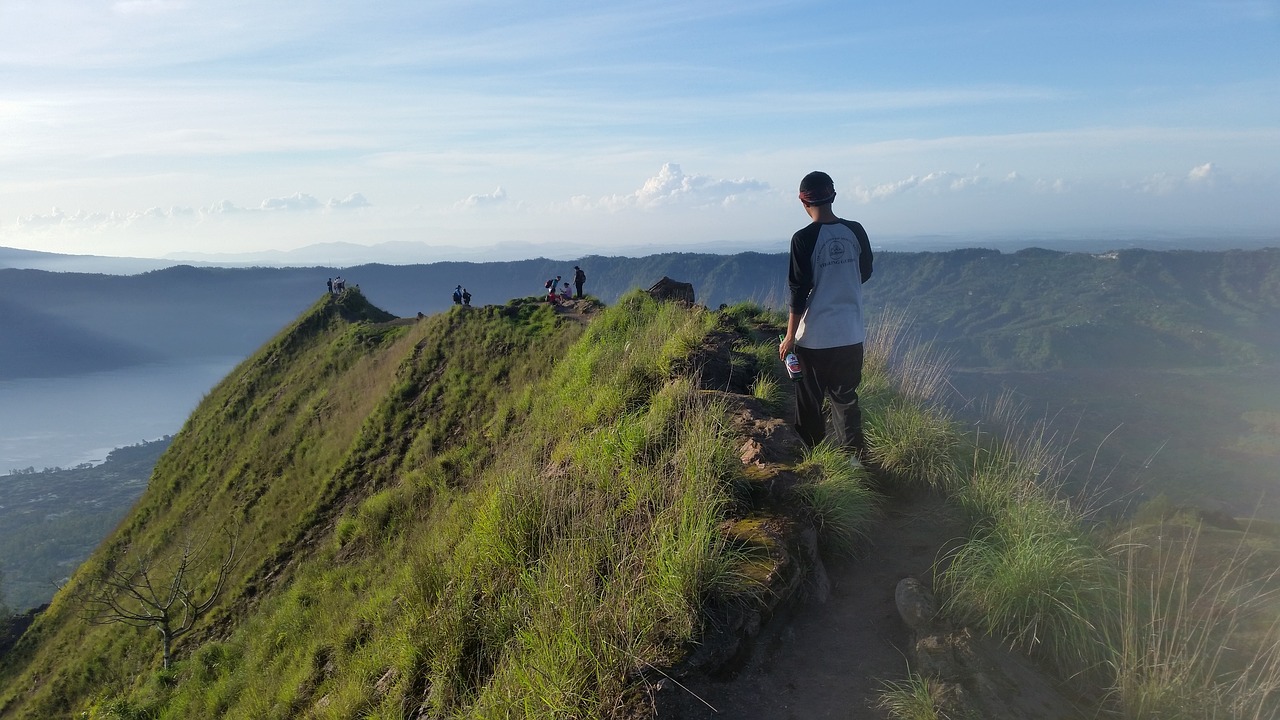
left=798, top=171, right=835, bottom=206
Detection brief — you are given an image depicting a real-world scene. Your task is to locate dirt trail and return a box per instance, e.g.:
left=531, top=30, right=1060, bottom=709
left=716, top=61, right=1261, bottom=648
left=660, top=490, right=965, bottom=719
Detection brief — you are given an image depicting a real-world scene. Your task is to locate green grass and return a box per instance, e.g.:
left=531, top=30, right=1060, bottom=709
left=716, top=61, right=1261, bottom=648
left=876, top=674, right=963, bottom=720
left=9, top=291, right=1279, bottom=719
left=749, top=372, right=786, bottom=414
left=0, top=290, right=765, bottom=719
left=1104, top=521, right=1280, bottom=719
left=793, top=443, right=879, bottom=556
left=866, top=304, right=1280, bottom=715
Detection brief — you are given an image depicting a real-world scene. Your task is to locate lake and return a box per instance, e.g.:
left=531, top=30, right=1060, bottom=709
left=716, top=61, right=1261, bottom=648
left=0, top=358, right=242, bottom=473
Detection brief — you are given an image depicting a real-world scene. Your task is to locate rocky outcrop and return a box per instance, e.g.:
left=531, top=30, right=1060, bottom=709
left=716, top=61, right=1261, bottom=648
left=647, top=277, right=696, bottom=304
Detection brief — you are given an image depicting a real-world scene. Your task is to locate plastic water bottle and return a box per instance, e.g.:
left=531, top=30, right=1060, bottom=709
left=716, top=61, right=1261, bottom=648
left=780, top=335, right=803, bottom=381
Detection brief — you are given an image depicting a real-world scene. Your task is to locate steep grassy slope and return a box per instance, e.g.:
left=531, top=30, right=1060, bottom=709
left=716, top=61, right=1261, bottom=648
left=0, top=290, right=590, bottom=717
left=2, top=290, right=848, bottom=719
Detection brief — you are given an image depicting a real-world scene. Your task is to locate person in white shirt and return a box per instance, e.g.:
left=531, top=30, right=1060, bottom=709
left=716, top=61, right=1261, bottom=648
left=777, top=171, right=874, bottom=462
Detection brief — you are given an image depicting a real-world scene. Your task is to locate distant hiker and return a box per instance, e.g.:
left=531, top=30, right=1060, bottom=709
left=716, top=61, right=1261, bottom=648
left=561, top=282, right=572, bottom=302
left=778, top=171, right=874, bottom=463
left=545, top=278, right=557, bottom=302
left=462, top=288, right=472, bottom=306
left=453, top=285, right=463, bottom=305
left=573, top=265, right=586, bottom=298
left=326, top=277, right=334, bottom=294
left=334, top=276, right=345, bottom=292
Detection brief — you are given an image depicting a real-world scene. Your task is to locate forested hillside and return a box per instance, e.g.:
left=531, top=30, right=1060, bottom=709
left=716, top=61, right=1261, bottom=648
left=0, top=439, right=171, bottom=611
left=871, top=247, right=1280, bottom=370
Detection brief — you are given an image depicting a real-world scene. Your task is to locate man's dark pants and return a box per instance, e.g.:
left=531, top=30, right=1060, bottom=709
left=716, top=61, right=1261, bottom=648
left=794, top=342, right=866, bottom=456
left=575, top=281, right=584, bottom=299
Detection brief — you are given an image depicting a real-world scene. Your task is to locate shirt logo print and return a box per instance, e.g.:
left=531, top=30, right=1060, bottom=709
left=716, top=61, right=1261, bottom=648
left=821, top=238, right=855, bottom=267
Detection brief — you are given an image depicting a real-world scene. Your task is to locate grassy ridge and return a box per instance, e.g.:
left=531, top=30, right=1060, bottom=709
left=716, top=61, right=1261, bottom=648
left=5, top=291, right=865, bottom=718
left=134, top=293, right=744, bottom=717
left=6, top=287, right=1274, bottom=719
left=0, top=291, right=585, bottom=717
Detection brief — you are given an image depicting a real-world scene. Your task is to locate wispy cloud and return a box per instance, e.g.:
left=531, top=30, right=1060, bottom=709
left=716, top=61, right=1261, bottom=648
left=112, top=0, right=188, bottom=16
left=12, top=192, right=370, bottom=231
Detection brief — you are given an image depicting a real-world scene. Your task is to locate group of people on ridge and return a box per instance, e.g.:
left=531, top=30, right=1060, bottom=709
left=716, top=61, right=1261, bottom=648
left=314, top=192, right=867, bottom=470
left=545, top=265, right=586, bottom=303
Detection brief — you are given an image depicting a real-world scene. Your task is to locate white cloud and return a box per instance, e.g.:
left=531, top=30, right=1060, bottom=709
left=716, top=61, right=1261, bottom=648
left=589, top=163, right=769, bottom=211
left=456, top=187, right=508, bottom=209
left=328, top=192, right=371, bottom=210
left=1135, top=163, right=1219, bottom=195
left=1187, top=162, right=1215, bottom=183
left=260, top=193, right=322, bottom=212
left=1035, top=178, right=1070, bottom=194
left=849, top=171, right=987, bottom=202
left=11, top=192, right=369, bottom=231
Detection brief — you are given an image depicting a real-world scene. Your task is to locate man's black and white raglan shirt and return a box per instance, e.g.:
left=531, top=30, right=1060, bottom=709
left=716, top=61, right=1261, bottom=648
left=788, top=220, right=874, bottom=349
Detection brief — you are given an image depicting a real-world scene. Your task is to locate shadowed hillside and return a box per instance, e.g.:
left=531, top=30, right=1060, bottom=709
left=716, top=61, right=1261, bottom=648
left=871, top=247, right=1280, bottom=370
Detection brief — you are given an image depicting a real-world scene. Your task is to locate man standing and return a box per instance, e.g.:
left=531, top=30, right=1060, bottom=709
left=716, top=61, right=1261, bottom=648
left=778, top=171, right=874, bottom=461
left=573, top=265, right=586, bottom=299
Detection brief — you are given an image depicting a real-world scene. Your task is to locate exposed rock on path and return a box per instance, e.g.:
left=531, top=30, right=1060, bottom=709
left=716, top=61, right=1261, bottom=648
left=657, top=489, right=965, bottom=719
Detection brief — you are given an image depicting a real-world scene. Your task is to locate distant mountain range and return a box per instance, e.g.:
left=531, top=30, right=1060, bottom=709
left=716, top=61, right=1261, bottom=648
left=6, top=232, right=1276, bottom=274
left=3, top=246, right=1278, bottom=380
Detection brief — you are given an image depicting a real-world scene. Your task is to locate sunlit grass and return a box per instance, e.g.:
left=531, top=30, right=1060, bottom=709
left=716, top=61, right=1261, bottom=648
left=750, top=372, right=786, bottom=414
left=793, top=443, right=879, bottom=556
left=18, top=294, right=1280, bottom=720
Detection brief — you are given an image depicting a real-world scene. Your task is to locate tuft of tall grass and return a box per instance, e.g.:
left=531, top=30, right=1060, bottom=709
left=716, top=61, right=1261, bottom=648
left=794, top=443, right=879, bottom=556
left=938, top=409, right=1119, bottom=679
left=860, top=307, right=961, bottom=487
left=1106, top=522, right=1280, bottom=719
left=864, top=302, right=1280, bottom=717
left=938, top=517, right=1116, bottom=677
left=864, top=307, right=953, bottom=406
left=867, top=399, right=960, bottom=488
left=876, top=673, right=958, bottom=720
left=750, top=373, right=786, bottom=414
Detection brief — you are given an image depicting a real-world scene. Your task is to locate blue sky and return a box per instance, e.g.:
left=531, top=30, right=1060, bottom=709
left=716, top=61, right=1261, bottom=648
left=1, top=0, right=1277, bottom=260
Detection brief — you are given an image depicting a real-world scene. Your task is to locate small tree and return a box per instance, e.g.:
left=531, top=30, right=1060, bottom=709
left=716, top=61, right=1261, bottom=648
left=80, top=530, right=238, bottom=669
